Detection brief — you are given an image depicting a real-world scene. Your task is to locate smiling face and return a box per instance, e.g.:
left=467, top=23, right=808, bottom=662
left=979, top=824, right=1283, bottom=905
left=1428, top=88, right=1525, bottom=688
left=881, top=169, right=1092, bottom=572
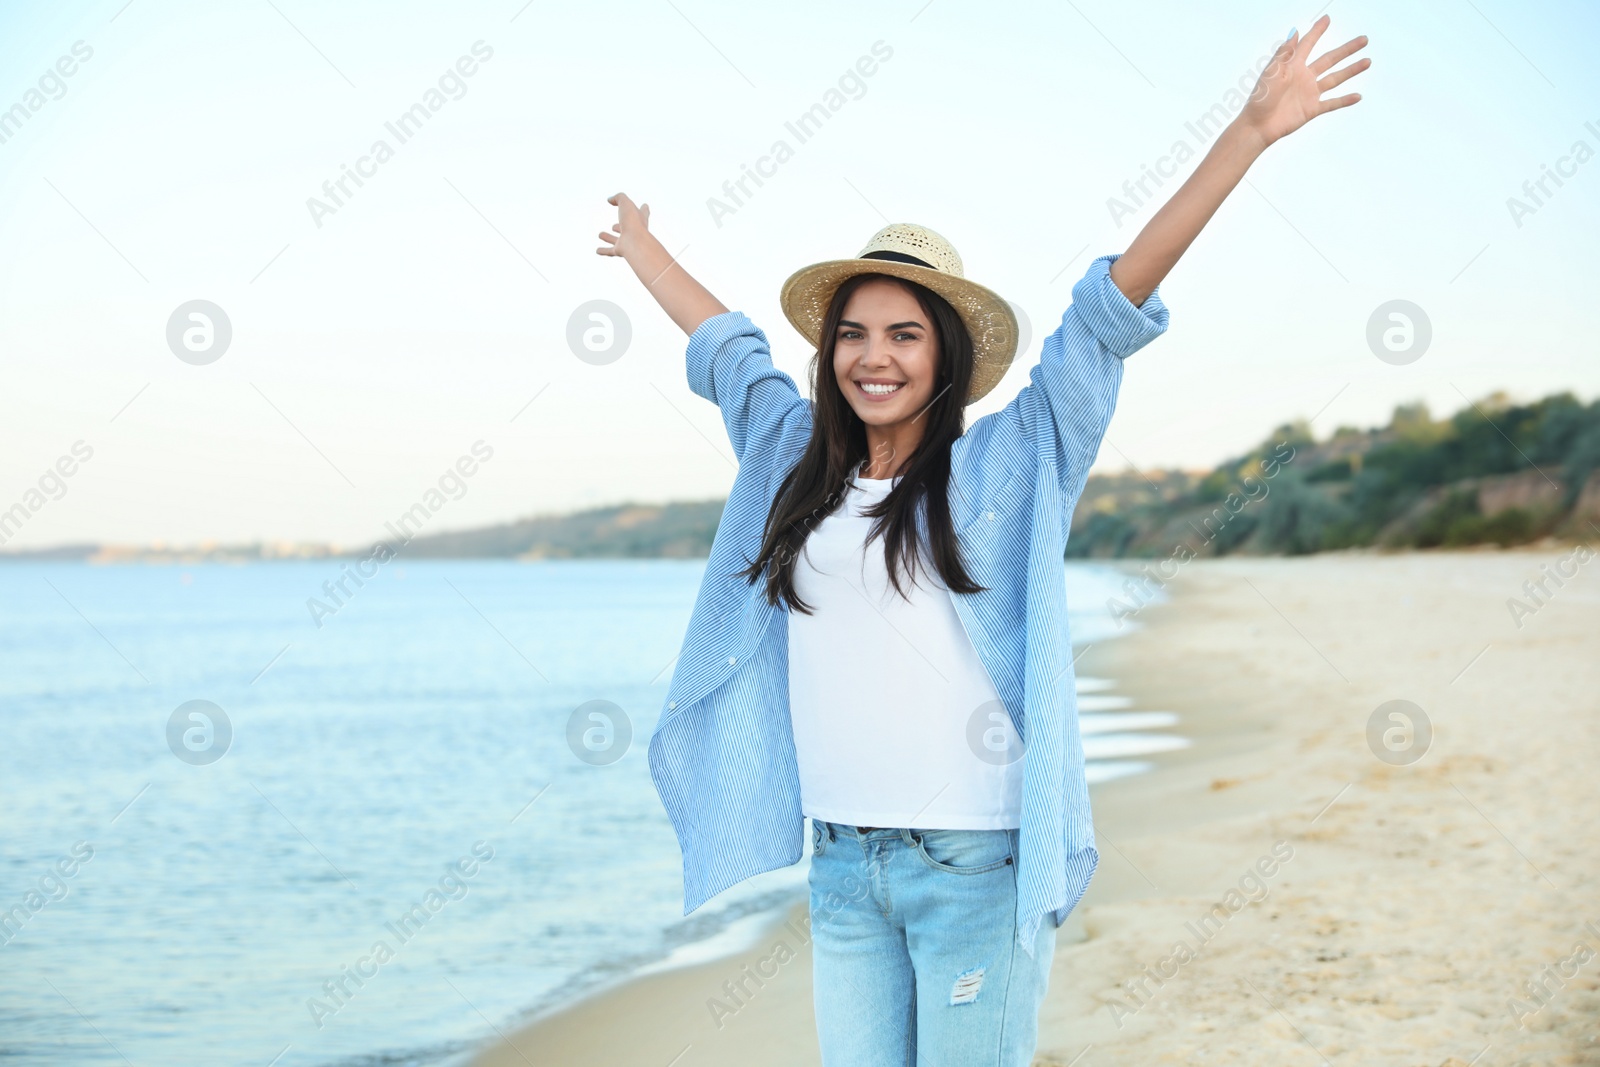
left=832, top=277, right=942, bottom=438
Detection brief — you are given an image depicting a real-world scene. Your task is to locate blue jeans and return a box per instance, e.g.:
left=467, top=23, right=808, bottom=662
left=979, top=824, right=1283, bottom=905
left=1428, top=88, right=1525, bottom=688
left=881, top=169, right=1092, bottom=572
left=807, top=820, right=1056, bottom=1066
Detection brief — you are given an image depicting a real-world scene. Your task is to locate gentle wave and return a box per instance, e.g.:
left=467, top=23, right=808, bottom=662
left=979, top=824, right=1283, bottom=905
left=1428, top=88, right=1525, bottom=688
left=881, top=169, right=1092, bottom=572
left=0, top=559, right=1181, bottom=1066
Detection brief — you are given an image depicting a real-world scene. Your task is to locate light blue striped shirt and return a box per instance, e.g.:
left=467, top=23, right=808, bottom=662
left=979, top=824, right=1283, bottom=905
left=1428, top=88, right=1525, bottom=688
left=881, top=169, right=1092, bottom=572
left=647, top=252, right=1170, bottom=954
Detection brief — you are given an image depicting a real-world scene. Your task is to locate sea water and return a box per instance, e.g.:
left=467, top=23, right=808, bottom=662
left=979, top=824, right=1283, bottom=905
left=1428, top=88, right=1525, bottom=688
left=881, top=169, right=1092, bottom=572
left=0, top=559, right=1179, bottom=1066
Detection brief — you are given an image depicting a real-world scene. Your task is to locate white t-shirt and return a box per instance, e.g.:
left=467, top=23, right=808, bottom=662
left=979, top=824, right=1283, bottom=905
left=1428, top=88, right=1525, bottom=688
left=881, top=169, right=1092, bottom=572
left=787, top=468, right=1024, bottom=829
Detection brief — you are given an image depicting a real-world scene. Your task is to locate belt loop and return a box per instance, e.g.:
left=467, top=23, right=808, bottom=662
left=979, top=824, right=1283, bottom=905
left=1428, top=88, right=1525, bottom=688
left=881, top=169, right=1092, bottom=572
left=898, top=827, right=918, bottom=848
left=825, top=821, right=836, bottom=842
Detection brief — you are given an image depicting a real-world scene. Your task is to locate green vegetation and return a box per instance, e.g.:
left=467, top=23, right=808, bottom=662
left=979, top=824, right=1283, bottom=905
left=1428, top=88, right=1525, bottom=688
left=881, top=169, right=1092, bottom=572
left=395, top=499, right=727, bottom=559
left=10, top=392, right=1594, bottom=563
left=1068, top=391, right=1600, bottom=560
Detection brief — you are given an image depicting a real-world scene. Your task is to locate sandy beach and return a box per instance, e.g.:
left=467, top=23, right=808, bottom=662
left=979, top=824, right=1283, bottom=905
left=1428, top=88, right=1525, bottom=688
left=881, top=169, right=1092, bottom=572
left=468, top=549, right=1600, bottom=1067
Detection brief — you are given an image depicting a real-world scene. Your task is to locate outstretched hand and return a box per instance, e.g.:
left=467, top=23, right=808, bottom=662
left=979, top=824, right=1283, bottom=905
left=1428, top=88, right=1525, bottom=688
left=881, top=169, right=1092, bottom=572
left=595, top=192, right=728, bottom=336
left=1238, top=15, right=1370, bottom=149
left=597, top=192, right=652, bottom=260
left=1105, top=17, right=1371, bottom=308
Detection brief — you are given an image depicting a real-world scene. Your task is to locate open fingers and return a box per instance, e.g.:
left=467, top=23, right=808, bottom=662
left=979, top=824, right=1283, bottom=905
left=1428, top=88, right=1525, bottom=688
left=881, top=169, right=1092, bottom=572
left=1317, top=91, right=1362, bottom=115
left=1318, top=56, right=1370, bottom=94
left=1311, top=34, right=1369, bottom=77
left=1295, top=13, right=1331, bottom=61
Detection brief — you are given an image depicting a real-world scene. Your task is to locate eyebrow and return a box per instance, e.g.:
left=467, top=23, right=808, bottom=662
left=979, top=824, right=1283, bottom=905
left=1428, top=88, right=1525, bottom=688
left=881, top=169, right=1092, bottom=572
left=838, top=319, right=926, bottom=331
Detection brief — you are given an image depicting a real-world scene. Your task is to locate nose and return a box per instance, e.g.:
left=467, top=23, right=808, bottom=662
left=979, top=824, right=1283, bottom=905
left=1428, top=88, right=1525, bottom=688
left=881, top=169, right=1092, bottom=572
left=859, top=338, right=891, bottom=368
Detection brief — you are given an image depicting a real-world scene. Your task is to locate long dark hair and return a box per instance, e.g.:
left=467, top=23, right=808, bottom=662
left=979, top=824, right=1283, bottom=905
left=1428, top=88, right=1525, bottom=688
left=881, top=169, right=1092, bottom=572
left=737, top=272, right=987, bottom=612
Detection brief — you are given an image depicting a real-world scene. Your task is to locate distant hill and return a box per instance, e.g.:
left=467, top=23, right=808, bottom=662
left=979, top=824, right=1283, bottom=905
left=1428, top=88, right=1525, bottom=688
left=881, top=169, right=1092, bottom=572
left=1068, top=390, right=1600, bottom=558
left=0, top=500, right=730, bottom=564
left=6, top=391, right=1595, bottom=564
left=385, top=499, right=727, bottom=560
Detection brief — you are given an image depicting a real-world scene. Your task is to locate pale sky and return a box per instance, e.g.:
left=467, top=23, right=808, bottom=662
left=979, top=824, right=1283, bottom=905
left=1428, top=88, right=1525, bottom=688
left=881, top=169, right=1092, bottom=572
left=1, top=0, right=1596, bottom=549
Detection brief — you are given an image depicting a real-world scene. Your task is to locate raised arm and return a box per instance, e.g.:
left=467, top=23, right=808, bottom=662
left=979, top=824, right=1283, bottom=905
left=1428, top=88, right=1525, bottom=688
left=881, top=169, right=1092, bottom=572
left=975, top=17, right=1369, bottom=512
left=1108, top=15, right=1370, bottom=307
left=597, top=193, right=809, bottom=461
left=597, top=192, right=727, bottom=335
left=980, top=253, right=1168, bottom=513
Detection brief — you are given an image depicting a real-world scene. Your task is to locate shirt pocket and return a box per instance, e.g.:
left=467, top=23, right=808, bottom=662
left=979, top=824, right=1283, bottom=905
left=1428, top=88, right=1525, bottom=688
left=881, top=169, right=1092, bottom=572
left=956, top=472, right=1031, bottom=580
left=958, top=470, right=1029, bottom=530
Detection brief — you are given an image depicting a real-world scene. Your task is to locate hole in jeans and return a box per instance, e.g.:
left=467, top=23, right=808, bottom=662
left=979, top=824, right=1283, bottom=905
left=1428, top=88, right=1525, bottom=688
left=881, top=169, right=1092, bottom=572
left=949, top=965, right=985, bottom=1005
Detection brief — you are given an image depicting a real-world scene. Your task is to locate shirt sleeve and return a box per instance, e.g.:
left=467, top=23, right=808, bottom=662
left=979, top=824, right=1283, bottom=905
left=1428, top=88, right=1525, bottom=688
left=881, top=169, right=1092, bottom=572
left=987, top=252, right=1170, bottom=507
left=686, top=311, right=810, bottom=462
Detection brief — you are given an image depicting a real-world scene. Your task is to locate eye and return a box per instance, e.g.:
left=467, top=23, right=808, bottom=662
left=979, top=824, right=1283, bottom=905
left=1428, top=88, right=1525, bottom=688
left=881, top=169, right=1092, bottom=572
left=894, top=331, right=920, bottom=342
left=838, top=328, right=863, bottom=340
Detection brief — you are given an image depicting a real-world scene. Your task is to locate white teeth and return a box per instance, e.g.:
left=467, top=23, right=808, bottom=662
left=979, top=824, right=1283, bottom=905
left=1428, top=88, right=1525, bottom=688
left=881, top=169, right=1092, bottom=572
left=860, top=382, right=903, bottom=395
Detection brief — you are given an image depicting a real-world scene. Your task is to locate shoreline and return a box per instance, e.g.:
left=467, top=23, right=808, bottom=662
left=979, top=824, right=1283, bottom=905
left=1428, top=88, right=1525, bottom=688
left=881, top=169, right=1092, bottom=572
left=466, top=549, right=1599, bottom=1065
left=462, top=559, right=1254, bottom=1066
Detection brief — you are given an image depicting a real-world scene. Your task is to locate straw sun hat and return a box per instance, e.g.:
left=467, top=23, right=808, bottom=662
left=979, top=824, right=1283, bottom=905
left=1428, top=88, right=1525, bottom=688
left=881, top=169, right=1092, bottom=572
left=779, top=223, right=1020, bottom=406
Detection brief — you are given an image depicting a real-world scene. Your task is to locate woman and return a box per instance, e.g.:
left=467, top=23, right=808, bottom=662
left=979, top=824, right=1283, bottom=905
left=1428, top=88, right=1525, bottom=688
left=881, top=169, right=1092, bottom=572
left=599, top=17, right=1368, bottom=1064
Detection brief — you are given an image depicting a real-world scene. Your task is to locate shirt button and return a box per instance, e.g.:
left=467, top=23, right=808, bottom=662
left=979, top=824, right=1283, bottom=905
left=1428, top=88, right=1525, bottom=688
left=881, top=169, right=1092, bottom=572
left=985, top=511, right=995, bottom=521
left=728, top=656, right=737, bottom=665
left=668, top=700, right=677, bottom=709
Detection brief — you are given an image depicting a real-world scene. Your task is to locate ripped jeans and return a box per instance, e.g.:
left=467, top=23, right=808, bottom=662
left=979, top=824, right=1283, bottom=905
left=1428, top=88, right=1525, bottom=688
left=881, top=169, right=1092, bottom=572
left=807, top=821, right=1057, bottom=1066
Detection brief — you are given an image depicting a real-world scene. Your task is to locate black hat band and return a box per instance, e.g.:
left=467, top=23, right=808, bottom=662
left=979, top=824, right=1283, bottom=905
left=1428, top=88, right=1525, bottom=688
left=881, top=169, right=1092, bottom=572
left=859, top=250, right=936, bottom=270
